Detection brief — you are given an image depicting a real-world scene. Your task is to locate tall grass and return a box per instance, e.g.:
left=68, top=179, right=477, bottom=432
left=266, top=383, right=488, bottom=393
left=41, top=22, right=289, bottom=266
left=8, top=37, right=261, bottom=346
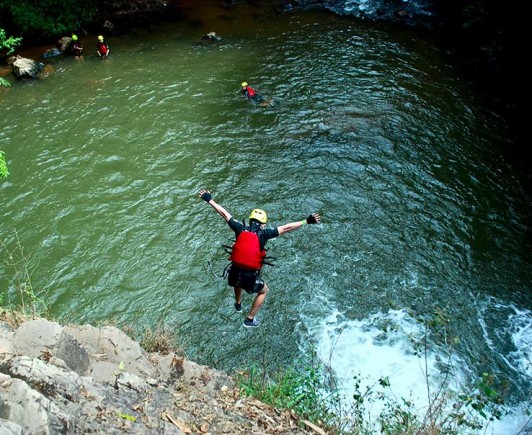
left=1, top=230, right=47, bottom=319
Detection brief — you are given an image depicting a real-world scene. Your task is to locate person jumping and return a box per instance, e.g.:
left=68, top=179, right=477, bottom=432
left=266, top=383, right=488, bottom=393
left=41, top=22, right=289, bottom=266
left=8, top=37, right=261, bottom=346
left=199, top=189, right=321, bottom=328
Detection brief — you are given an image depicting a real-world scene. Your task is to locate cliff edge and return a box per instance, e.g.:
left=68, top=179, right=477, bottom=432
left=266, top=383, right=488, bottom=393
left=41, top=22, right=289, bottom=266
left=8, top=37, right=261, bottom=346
left=0, top=316, right=315, bottom=434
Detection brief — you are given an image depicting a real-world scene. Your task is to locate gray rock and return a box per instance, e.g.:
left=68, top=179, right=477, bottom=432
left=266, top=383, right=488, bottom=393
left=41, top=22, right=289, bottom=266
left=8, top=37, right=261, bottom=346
left=0, top=418, right=22, bottom=435
left=0, top=322, right=13, bottom=333
left=0, top=318, right=305, bottom=434
left=148, top=352, right=184, bottom=382
left=87, top=360, right=119, bottom=383
left=181, top=359, right=234, bottom=395
left=115, top=372, right=148, bottom=392
left=11, top=56, right=46, bottom=79
left=0, top=373, right=70, bottom=434
left=64, top=325, right=157, bottom=380
left=41, top=48, right=62, bottom=59
left=6, top=356, right=84, bottom=401
left=0, top=327, right=15, bottom=360
left=12, top=319, right=63, bottom=357
left=57, top=37, right=72, bottom=52
left=55, top=331, right=90, bottom=376
left=47, top=356, right=69, bottom=370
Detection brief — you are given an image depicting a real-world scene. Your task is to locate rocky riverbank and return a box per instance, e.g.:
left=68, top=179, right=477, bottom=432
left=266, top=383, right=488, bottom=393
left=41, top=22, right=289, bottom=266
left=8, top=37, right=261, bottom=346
left=0, top=315, right=318, bottom=434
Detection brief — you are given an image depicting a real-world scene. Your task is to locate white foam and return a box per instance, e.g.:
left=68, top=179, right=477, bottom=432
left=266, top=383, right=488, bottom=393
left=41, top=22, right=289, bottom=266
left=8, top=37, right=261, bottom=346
left=487, top=405, right=532, bottom=435
left=308, top=309, right=465, bottom=420
left=477, top=298, right=532, bottom=381
left=507, top=307, right=532, bottom=379
left=305, top=308, right=532, bottom=434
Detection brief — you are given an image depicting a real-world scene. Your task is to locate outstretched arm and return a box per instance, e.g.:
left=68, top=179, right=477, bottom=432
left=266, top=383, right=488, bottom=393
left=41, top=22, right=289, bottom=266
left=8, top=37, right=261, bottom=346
left=198, top=189, right=232, bottom=222
left=278, top=213, right=321, bottom=235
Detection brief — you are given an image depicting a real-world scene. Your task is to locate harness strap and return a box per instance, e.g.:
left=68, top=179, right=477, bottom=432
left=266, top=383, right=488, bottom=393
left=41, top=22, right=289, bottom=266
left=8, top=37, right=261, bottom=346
left=221, top=263, right=232, bottom=278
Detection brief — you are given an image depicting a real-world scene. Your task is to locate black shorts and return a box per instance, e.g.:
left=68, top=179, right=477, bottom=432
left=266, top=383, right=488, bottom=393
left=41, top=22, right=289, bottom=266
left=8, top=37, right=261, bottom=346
left=228, top=266, right=265, bottom=294
left=251, top=94, right=264, bottom=104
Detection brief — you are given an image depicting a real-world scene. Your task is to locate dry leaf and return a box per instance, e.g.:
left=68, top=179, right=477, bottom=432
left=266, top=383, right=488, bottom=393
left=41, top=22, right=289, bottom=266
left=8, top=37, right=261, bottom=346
left=166, top=413, right=191, bottom=433
left=303, top=419, right=327, bottom=435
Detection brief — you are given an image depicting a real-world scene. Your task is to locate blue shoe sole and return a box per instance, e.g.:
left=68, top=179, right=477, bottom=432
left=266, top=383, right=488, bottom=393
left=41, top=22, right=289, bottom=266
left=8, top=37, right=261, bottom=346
left=243, top=320, right=260, bottom=328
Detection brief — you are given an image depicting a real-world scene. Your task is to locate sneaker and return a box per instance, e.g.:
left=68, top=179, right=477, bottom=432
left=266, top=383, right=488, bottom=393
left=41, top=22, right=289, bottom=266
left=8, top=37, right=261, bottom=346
left=243, top=317, right=260, bottom=328
left=234, top=302, right=242, bottom=312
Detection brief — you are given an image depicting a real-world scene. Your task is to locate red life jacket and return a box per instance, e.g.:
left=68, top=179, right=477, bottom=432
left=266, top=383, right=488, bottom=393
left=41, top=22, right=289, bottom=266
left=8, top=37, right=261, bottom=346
left=245, top=86, right=256, bottom=98
left=97, top=42, right=108, bottom=55
left=229, top=231, right=266, bottom=270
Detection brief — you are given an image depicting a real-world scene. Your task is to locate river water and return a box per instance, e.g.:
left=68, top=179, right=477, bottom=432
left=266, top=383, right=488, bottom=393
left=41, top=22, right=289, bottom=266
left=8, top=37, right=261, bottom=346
left=1, top=2, right=531, bottom=432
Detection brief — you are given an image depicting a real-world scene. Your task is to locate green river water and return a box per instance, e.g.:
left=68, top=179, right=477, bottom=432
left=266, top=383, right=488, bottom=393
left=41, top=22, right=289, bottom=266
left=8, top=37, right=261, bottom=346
left=1, top=2, right=531, bottom=429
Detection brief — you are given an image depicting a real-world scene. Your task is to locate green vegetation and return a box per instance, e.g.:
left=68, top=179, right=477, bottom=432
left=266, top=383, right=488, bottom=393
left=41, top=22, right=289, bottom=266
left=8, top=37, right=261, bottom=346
left=1, top=27, right=21, bottom=87
left=0, top=231, right=47, bottom=318
left=0, top=27, right=21, bottom=55
left=0, top=1, right=96, bottom=39
left=116, top=412, right=137, bottom=422
left=0, top=0, right=168, bottom=41
left=0, top=150, right=8, bottom=178
left=237, top=356, right=336, bottom=431
left=345, top=371, right=505, bottom=434
left=236, top=314, right=509, bottom=434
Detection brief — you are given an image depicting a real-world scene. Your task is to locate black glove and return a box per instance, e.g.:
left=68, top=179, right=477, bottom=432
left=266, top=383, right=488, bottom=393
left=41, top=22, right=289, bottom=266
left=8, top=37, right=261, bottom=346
left=201, top=192, right=213, bottom=202
left=306, top=214, right=318, bottom=224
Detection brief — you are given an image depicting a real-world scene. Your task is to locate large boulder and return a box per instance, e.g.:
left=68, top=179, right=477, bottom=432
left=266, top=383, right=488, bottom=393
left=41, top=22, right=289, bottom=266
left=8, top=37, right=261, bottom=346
left=12, top=319, right=63, bottom=357
left=11, top=56, right=46, bottom=79
left=57, top=36, right=72, bottom=53
left=0, top=372, right=70, bottom=434
left=64, top=324, right=158, bottom=382
left=10, top=320, right=89, bottom=376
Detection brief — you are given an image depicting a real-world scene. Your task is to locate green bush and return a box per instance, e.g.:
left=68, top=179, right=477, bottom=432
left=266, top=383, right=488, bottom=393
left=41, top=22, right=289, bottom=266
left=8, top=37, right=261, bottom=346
left=0, top=0, right=97, bottom=38
left=1, top=27, right=21, bottom=87
left=237, top=355, right=339, bottom=431
left=0, top=27, right=22, bottom=56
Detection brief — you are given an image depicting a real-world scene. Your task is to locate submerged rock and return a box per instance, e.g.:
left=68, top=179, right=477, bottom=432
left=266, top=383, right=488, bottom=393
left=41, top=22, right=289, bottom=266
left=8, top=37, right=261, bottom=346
left=42, top=48, right=62, bottom=59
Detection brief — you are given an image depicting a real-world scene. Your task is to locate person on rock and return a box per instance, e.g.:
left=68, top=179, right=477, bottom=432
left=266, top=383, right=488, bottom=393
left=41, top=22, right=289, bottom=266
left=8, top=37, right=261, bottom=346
left=96, top=35, right=110, bottom=59
left=198, top=189, right=321, bottom=328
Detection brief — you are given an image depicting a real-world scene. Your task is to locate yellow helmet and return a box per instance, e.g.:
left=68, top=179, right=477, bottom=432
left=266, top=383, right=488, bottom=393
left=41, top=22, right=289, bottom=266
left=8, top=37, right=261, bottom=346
left=241, top=82, right=248, bottom=88
left=249, top=209, right=267, bottom=224
left=98, top=35, right=104, bottom=41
